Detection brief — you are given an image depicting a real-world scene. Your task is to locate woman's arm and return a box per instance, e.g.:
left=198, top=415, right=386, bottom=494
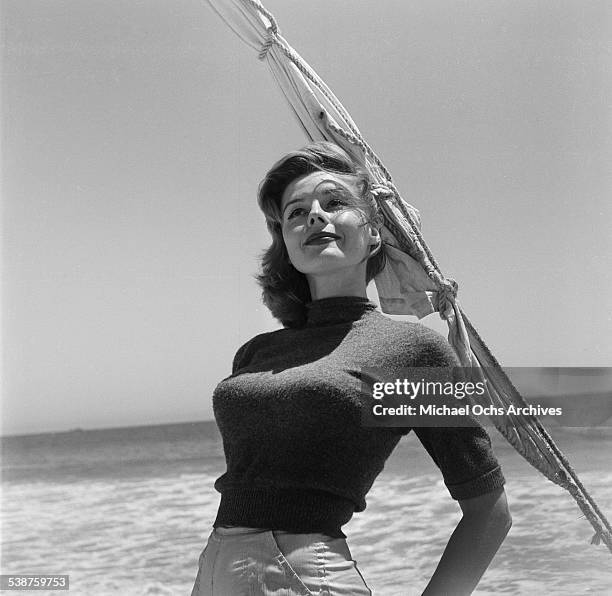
left=421, top=487, right=512, bottom=596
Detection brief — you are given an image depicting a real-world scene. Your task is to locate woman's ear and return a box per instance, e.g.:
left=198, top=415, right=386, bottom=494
left=367, top=219, right=383, bottom=257
left=367, top=214, right=383, bottom=246
left=367, top=227, right=380, bottom=247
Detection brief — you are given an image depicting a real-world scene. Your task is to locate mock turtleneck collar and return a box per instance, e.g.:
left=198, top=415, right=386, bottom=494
left=305, top=296, right=377, bottom=327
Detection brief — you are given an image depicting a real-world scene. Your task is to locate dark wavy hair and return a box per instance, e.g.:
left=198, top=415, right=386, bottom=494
left=256, top=141, right=386, bottom=328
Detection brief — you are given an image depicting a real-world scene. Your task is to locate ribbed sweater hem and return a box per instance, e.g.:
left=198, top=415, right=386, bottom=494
left=446, top=465, right=506, bottom=500
left=213, top=486, right=355, bottom=539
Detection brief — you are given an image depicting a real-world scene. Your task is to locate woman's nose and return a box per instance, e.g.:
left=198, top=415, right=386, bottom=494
left=307, top=201, right=329, bottom=226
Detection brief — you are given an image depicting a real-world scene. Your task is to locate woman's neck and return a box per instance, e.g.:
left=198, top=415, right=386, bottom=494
left=306, top=268, right=368, bottom=300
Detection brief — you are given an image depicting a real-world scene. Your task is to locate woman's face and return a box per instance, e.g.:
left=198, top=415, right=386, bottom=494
left=280, top=171, right=379, bottom=279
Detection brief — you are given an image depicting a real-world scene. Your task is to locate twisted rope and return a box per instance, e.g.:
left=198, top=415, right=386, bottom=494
left=245, top=0, right=278, bottom=34
left=258, top=35, right=275, bottom=60
left=561, top=476, right=612, bottom=551
left=245, top=2, right=394, bottom=183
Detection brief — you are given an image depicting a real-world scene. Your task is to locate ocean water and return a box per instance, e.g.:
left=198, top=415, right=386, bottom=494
left=1, top=421, right=611, bottom=595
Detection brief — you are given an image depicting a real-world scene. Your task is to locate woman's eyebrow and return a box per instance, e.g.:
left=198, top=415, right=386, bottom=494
left=314, top=179, right=350, bottom=193
left=282, top=197, right=307, bottom=214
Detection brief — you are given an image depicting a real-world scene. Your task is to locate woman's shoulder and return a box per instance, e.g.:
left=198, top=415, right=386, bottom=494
left=231, top=326, right=296, bottom=371
left=231, top=331, right=275, bottom=373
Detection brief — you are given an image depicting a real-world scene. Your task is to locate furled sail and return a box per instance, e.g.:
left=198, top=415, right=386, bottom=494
left=205, top=0, right=612, bottom=553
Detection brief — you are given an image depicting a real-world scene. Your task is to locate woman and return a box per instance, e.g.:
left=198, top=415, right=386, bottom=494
left=191, top=142, right=511, bottom=595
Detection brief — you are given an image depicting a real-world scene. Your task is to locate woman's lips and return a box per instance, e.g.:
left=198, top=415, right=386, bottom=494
left=304, top=232, right=341, bottom=246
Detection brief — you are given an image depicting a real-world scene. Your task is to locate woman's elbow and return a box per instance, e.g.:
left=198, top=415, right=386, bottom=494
left=499, top=509, right=512, bottom=537
left=491, top=494, right=512, bottom=538
left=460, top=488, right=512, bottom=538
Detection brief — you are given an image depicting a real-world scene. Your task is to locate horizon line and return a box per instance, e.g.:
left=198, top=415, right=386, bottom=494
left=0, top=417, right=217, bottom=440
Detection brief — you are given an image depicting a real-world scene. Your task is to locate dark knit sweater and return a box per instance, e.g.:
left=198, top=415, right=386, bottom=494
left=212, top=296, right=505, bottom=538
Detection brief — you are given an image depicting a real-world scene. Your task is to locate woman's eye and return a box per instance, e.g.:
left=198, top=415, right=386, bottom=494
left=327, top=198, right=348, bottom=209
left=287, top=207, right=306, bottom=219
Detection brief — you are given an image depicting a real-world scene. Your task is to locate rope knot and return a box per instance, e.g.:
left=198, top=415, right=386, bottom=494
left=370, top=184, right=397, bottom=201
left=435, top=278, right=458, bottom=320
left=258, top=33, right=275, bottom=60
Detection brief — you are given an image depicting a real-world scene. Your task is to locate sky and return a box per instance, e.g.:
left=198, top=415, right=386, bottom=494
left=2, top=0, right=611, bottom=435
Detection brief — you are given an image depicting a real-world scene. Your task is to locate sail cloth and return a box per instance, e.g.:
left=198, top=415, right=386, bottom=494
left=205, top=0, right=612, bottom=553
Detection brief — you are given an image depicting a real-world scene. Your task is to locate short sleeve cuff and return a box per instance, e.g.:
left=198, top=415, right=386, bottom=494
left=446, top=465, right=506, bottom=501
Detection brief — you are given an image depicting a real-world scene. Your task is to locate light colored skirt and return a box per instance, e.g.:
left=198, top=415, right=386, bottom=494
left=190, top=526, right=373, bottom=595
